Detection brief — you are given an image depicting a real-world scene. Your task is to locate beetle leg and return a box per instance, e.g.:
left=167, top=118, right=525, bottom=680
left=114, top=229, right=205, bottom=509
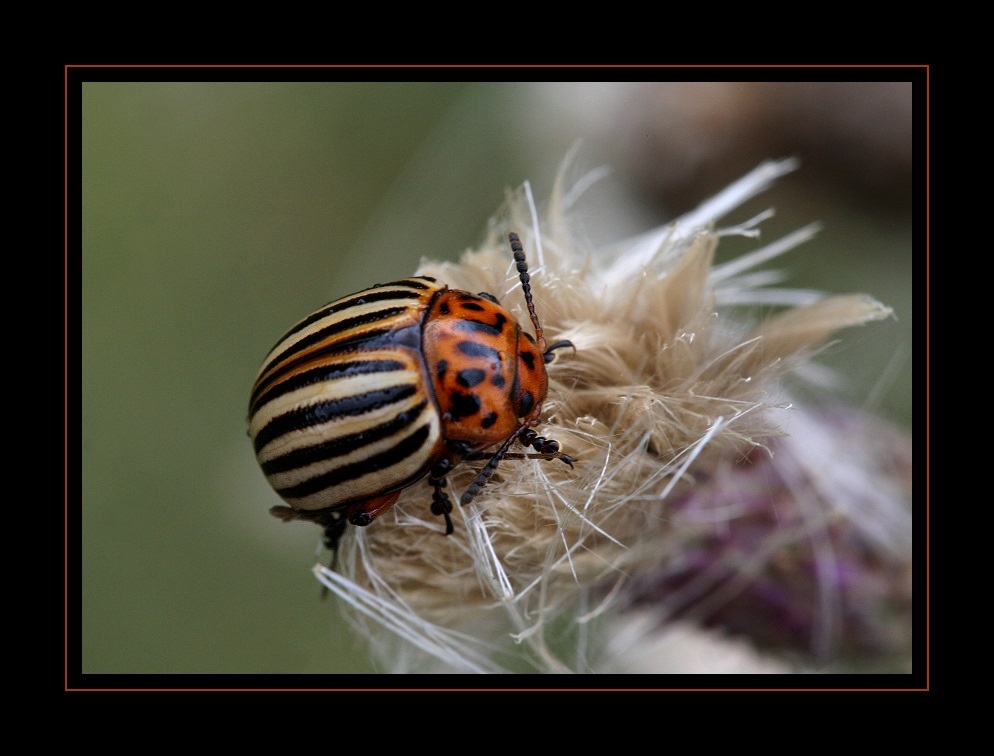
left=495, top=451, right=576, bottom=467
left=320, top=512, right=348, bottom=571
left=519, top=428, right=575, bottom=468
left=459, top=426, right=526, bottom=507
left=461, top=429, right=576, bottom=467
left=429, top=459, right=456, bottom=535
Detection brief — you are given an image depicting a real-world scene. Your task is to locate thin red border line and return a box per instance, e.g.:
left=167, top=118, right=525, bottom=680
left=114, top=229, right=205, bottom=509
left=64, top=64, right=70, bottom=693
left=65, top=687, right=921, bottom=692
left=925, top=64, right=931, bottom=693
left=63, top=63, right=929, bottom=69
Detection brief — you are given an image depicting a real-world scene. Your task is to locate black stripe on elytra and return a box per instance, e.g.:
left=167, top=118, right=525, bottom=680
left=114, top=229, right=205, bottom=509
left=253, top=326, right=394, bottom=403
left=254, top=322, right=423, bottom=406
left=261, top=400, right=429, bottom=475
left=254, top=383, right=418, bottom=453
left=265, top=284, right=431, bottom=355
left=250, top=358, right=406, bottom=417
left=276, top=423, right=432, bottom=499
left=261, top=305, right=410, bottom=375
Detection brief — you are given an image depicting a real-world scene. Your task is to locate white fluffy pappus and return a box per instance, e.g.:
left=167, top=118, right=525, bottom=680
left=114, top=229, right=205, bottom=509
left=314, top=157, right=912, bottom=674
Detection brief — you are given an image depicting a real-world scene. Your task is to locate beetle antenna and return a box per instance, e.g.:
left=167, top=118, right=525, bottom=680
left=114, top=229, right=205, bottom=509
left=508, top=232, right=546, bottom=354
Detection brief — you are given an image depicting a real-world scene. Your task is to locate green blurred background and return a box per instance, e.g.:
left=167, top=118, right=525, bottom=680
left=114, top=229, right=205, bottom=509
left=80, top=80, right=915, bottom=674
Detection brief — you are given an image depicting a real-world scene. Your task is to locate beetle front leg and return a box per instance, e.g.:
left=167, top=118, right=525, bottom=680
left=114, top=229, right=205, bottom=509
left=519, top=428, right=575, bottom=468
left=428, top=459, right=456, bottom=535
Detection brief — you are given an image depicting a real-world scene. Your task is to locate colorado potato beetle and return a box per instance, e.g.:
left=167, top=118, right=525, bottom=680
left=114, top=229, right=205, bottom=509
left=248, top=232, right=574, bottom=555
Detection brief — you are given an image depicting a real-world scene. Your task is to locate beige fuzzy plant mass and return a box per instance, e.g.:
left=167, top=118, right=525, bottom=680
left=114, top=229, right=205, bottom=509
left=313, top=158, right=911, bottom=674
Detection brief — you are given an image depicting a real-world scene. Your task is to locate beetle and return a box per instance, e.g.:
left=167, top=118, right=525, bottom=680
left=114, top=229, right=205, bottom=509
left=248, top=232, right=574, bottom=556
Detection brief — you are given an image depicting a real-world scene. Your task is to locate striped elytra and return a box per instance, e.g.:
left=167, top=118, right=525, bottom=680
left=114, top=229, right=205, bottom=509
left=249, top=233, right=575, bottom=555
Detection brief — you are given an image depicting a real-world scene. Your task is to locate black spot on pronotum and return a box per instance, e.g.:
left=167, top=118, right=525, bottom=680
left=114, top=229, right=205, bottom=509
left=448, top=391, right=481, bottom=419
left=458, top=340, right=500, bottom=361
left=456, top=368, right=486, bottom=388
left=517, top=390, right=535, bottom=418
left=456, top=316, right=505, bottom=337
left=520, top=351, right=536, bottom=370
